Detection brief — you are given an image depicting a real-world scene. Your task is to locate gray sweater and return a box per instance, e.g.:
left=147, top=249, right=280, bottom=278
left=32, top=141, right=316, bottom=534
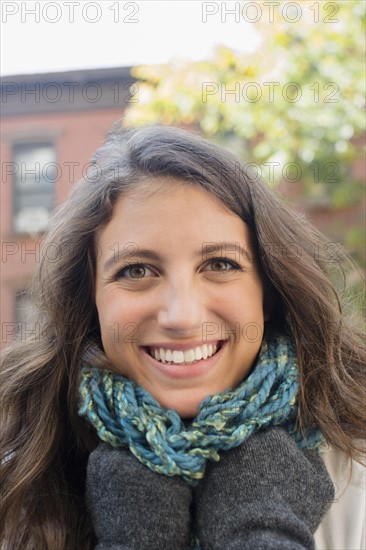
left=86, top=427, right=334, bottom=549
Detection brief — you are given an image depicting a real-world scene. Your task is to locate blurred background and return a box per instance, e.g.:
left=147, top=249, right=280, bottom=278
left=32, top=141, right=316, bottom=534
left=1, top=0, right=365, bottom=347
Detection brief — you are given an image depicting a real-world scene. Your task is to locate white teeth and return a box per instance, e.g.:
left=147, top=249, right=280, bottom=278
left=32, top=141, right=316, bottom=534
left=172, top=350, right=185, bottom=363
left=148, top=342, right=220, bottom=364
left=184, top=349, right=196, bottom=362
left=194, top=346, right=203, bottom=360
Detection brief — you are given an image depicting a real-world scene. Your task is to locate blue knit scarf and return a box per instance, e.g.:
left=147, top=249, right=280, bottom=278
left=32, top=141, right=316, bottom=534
left=78, top=335, right=323, bottom=549
left=78, top=335, right=323, bottom=481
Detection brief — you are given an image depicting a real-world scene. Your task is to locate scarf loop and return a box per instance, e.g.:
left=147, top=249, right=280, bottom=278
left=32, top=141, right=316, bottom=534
left=78, top=335, right=323, bottom=486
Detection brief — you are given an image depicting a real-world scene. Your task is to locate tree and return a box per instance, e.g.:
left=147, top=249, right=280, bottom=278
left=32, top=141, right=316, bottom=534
left=124, top=0, right=365, bottom=269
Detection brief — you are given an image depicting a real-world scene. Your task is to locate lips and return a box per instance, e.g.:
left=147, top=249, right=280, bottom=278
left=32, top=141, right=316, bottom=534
left=139, top=340, right=227, bottom=379
left=157, top=344, right=216, bottom=364
left=142, top=340, right=225, bottom=365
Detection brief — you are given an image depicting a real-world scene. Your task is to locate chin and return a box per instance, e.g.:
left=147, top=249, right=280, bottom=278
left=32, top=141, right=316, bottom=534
left=156, top=387, right=221, bottom=419
left=156, top=396, right=199, bottom=418
left=175, top=404, right=201, bottom=419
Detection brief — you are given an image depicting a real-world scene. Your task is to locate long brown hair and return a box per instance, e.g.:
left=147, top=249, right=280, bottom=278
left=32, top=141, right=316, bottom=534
left=1, top=124, right=365, bottom=548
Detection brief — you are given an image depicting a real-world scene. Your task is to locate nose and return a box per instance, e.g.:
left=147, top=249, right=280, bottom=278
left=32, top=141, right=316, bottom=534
left=157, top=276, right=204, bottom=335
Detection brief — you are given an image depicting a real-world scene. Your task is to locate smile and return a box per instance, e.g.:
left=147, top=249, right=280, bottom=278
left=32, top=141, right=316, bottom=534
left=143, top=341, right=224, bottom=365
left=140, top=340, right=228, bottom=379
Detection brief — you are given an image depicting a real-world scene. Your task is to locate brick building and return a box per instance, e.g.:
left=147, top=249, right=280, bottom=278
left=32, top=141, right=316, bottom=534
left=1, top=66, right=135, bottom=348
left=1, top=66, right=364, bottom=349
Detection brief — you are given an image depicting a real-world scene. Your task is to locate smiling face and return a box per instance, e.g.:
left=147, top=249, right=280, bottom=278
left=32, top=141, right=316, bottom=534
left=95, top=179, right=268, bottom=418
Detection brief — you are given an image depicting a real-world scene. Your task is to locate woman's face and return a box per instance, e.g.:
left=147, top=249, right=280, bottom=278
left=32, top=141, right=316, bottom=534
left=95, top=180, right=268, bottom=418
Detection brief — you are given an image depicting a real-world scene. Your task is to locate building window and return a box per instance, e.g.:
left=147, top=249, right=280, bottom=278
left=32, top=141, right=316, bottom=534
left=12, top=142, right=56, bottom=234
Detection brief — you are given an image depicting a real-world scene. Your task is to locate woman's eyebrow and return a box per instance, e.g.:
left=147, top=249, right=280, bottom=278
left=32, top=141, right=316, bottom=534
left=200, top=242, right=252, bottom=262
left=103, top=249, right=161, bottom=273
left=103, top=242, right=251, bottom=273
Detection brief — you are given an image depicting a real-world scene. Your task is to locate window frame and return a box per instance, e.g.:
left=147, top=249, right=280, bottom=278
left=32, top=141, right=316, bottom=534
left=11, top=139, right=57, bottom=236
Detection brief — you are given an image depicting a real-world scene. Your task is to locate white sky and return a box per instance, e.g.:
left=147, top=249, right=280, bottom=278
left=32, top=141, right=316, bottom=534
left=0, top=1, right=259, bottom=76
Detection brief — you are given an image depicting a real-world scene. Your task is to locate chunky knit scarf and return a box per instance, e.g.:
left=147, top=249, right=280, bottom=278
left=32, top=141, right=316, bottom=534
left=78, top=335, right=323, bottom=486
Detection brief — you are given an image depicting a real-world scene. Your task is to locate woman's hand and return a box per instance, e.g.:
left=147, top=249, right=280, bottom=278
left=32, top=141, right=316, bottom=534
left=193, top=427, right=335, bottom=550
left=86, top=443, right=192, bottom=550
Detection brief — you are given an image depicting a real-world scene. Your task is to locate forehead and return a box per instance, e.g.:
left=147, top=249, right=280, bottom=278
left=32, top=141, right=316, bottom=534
left=96, top=178, right=252, bottom=245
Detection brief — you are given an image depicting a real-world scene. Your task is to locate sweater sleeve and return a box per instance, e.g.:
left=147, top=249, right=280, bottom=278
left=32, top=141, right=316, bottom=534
left=193, top=427, right=335, bottom=550
left=86, top=443, right=192, bottom=550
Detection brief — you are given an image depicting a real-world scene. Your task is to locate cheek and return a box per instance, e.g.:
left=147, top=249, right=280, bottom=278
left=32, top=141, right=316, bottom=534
left=96, top=291, right=150, bottom=346
left=205, top=292, right=263, bottom=345
left=212, top=282, right=264, bottom=320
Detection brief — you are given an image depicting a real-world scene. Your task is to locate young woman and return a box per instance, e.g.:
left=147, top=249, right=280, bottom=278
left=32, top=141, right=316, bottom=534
left=1, top=124, right=365, bottom=549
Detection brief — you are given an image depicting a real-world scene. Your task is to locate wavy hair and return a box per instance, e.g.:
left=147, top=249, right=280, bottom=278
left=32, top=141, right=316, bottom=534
left=1, top=124, right=365, bottom=548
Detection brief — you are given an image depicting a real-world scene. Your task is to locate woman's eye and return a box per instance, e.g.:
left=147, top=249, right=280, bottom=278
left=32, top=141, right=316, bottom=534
left=205, top=258, right=241, bottom=272
left=116, top=264, right=154, bottom=280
